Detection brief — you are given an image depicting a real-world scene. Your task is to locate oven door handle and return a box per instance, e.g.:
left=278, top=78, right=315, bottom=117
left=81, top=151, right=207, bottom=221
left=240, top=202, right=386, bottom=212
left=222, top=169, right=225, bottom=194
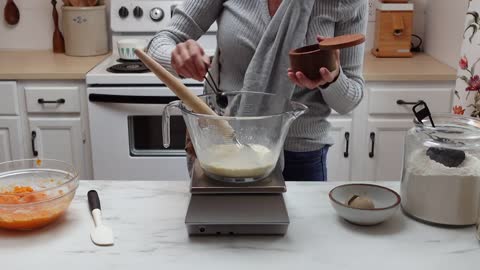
left=89, top=94, right=179, bottom=104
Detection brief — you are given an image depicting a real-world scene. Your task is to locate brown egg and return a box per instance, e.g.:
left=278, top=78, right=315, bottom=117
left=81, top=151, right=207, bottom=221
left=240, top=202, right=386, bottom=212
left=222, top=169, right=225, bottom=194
left=346, top=195, right=375, bottom=210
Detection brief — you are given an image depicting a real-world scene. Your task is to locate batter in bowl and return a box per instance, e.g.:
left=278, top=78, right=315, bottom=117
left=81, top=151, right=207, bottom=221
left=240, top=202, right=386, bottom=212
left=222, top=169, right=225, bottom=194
left=200, top=144, right=276, bottom=178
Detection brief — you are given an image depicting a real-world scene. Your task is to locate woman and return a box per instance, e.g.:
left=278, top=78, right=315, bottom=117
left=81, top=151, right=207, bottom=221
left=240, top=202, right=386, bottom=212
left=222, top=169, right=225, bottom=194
left=148, top=0, right=368, bottom=181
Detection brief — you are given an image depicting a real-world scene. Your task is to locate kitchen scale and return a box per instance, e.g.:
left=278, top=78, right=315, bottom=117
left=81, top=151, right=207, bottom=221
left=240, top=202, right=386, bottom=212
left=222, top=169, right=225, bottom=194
left=185, top=160, right=290, bottom=235
left=132, top=54, right=303, bottom=236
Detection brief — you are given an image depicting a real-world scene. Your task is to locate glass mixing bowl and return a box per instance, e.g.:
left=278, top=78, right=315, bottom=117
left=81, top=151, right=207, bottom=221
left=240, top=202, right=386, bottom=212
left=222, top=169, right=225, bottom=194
left=0, top=159, right=79, bottom=230
left=163, top=91, right=308, bottom=183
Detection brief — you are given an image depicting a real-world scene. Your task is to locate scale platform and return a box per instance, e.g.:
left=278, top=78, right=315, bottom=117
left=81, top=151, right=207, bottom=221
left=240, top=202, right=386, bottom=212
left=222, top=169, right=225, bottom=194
left=185, top=160, right=290, bottom=236
left=190, top=160, right=287, bottom=194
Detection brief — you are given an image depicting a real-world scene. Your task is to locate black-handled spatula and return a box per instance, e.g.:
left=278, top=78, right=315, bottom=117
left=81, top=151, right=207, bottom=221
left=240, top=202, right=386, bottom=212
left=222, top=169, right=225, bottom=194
left=88, top=190, right=114, bottom=246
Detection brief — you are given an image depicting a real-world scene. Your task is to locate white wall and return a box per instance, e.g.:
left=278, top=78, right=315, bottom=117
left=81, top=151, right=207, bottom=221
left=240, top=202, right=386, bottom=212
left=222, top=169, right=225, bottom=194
left=424, top=0, right=469, bottom=68
left=0, top=0, right=57, bottom=50
left=0, top=0, right=109, bottom=50
left=0, top=0, right=466, bottom=66
left=1, top=0, right=408, bottom=51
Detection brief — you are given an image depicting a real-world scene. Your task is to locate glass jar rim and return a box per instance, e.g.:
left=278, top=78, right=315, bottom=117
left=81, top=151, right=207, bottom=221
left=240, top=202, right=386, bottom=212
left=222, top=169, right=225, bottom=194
left=412, top=113, right=480, bottom=148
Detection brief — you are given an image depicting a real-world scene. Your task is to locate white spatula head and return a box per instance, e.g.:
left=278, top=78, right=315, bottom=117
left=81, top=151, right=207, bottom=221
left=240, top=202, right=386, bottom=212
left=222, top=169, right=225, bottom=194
left=88, top=190, right=114, bottom=246
left=90, top=223, right=114, bottom=246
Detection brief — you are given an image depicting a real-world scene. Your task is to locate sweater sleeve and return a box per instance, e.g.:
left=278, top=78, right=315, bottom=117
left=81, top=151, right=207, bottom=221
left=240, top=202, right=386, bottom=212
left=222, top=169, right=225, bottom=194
left=147, top=0, right=223, bottom=74
left=318, top=0, right=368, bottom=115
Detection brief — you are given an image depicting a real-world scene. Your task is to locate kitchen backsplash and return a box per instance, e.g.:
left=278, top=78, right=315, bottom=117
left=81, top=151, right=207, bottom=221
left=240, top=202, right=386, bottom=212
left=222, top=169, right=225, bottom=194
left=0, top=0, right=110, bottom=50
left=1, top=0, right=422, bottom=51
left=0, top=0, right=463, bottom=65
left=424, top=0, right=469, bottom=68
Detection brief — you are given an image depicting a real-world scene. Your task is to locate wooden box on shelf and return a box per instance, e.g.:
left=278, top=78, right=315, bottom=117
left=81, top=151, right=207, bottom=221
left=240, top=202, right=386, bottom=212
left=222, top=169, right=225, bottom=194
left=371, top=3, right=413, bottom=58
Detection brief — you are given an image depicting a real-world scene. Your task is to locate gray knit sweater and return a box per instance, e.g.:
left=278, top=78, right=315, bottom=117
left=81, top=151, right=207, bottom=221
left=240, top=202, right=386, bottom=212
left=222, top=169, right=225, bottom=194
left=149, top=0, right=368, bottom=152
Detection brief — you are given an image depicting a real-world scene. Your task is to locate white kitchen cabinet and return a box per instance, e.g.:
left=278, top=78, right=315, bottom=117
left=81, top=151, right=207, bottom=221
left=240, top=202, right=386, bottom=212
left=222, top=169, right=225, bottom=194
left=0, top=81, right=20, bottom=115
left=24, top=86, right=81, bottom=113
left=362, top=118, right=414, bottom=181
left=0, top=118, right=23, bottom=163
left=28, top=117, right=85, bottom=178
left=16, top=81, right=93, bottom=179
left=327, top=118, right=352, bottom=181
left=0, top=81, right=23, bottom=163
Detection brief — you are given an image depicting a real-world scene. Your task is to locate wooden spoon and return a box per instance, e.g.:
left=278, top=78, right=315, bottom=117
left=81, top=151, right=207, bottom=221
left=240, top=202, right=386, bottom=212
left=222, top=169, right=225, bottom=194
left=52, top=0, right=65, bottom=53
left=134, top=49, right=234, bottom=135
left=4, top=0, right=20, bottom=25
left=69, top=0, right=84, bottom=7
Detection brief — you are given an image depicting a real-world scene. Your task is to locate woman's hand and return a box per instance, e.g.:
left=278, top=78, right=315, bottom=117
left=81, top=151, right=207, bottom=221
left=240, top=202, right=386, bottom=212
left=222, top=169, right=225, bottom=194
left=171, top=39, right=210, bottom=81
left=288, top=36, right=341, bottom=90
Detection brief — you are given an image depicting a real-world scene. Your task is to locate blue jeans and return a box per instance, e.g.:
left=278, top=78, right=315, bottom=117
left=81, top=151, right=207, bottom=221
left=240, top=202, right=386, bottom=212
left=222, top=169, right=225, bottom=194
left=282, top=146, right=329, bottom=181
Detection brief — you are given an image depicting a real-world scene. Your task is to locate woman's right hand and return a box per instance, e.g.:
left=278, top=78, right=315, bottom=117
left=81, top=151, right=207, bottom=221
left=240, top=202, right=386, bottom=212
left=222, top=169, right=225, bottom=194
left=171, top=39, right=210, bottom=81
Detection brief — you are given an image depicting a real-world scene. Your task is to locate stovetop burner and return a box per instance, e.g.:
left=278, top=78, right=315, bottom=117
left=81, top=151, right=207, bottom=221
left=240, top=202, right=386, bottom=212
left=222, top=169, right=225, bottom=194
left=116, top=58, right=142, bottom=63
left=107, top=61, right=151, bottom=73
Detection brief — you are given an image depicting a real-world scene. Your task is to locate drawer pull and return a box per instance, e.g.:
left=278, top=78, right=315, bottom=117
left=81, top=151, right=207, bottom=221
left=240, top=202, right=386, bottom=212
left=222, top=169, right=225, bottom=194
left=369, top=132, right=375, bottom=158
left=396, top=99, right=424, bottom=105
left=343, top=132, right=350, bottom=158
left=38, top=98, right=65, bottom=104
left=31, top=131, right=38, bottom=157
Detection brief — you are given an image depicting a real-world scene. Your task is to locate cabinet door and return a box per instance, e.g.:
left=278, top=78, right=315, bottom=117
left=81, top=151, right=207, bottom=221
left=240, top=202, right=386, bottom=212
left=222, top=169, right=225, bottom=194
left=29, top=118, right=85, bottom=178
left=0, top=118, right=23, bottom=162
left=364, top=119, right=413, bottom=181
left=327, top=119, right=352, bottom=181
left=0, top=81, right=19, bottom=115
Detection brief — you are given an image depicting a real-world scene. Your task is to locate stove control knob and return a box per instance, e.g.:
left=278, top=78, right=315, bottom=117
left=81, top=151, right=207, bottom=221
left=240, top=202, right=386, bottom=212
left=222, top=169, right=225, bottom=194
left=133, top=6, right=143, bottom=18
left=150, top=7, right=164, bottom=22
left=119, top=6, right=129, bottom=18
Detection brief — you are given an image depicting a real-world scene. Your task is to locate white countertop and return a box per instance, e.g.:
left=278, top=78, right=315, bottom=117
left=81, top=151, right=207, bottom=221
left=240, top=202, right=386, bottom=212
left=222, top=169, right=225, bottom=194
left=1, top=181, right=478, bottom=269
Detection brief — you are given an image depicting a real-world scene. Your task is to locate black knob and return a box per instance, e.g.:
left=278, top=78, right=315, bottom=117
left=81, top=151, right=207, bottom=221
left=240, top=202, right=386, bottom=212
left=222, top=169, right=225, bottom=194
left=133, top=6, right=143, bottom=18
left=150, top=7, right=164, bottom=22
left=119, top=6, right=129, bottom=18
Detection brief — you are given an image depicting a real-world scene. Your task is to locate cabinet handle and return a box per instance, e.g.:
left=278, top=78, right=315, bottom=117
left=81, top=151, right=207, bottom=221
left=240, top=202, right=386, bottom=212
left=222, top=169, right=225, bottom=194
left=396, top=99, right=424, bottom=105
left=343, top=132, right=350, bottom=158
left=38, top=98, right=65, bottom=104
left=31, top=131, right=38, bottom=157
left=369, top=132, right=375, bottom=158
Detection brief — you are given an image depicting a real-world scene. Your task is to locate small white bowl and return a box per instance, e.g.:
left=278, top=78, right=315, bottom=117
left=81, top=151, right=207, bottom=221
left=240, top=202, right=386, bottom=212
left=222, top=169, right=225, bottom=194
left=329, top=184, right=401, bottom=226
left=117, top=39, right=147, bottom=60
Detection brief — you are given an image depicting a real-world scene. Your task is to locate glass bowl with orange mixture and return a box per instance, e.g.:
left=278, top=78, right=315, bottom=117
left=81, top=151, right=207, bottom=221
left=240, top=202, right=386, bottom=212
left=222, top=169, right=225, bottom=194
left=0, top=159, right=79, bottom=230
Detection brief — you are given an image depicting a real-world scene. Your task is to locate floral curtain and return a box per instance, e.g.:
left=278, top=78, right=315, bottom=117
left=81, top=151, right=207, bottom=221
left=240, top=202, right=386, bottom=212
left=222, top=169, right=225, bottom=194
left=454, top=0, right=480, bottom=117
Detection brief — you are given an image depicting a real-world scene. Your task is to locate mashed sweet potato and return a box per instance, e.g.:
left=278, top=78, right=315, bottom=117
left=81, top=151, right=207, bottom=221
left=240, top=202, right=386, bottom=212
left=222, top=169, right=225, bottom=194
left=0, top=185, right=70, bottom=230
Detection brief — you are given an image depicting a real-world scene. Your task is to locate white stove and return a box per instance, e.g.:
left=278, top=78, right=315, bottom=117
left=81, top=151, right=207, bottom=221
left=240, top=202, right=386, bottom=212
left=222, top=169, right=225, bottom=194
left=86, top=56, right=202, bottom=86
left=86, top=0, right=216, bottom=181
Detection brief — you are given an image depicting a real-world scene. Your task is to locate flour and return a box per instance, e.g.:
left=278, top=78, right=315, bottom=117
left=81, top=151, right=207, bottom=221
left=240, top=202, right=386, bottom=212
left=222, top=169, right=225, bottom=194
left=200, top=144, right=276, bottom=178
left=402, top=148, right=480, bottom=225
left=407, top=149, right=480, bottom=176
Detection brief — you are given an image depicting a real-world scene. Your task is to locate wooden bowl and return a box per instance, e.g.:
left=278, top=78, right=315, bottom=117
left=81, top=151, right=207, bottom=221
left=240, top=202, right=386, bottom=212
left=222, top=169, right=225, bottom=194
left=289, top=34, right=365, bottom=81
left=289, top=44, right=337, bottom=81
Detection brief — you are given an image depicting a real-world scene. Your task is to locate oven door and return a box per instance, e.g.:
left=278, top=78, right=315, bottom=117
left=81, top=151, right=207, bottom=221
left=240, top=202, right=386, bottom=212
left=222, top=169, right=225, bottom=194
left=87, top=86, right=203, bottom=180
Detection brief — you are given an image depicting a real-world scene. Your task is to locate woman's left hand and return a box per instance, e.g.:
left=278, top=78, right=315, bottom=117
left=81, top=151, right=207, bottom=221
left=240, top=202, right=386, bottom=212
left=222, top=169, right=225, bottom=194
left=288, top=36, right=341, bottom=90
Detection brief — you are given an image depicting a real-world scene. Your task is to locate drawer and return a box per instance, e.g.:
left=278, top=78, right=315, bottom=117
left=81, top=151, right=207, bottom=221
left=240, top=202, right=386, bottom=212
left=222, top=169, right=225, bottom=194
left=0, top=81, right=19, bottom=115
left=368, top=86, right=452, bottom=115
left=25, top=86, right=81, bottom=113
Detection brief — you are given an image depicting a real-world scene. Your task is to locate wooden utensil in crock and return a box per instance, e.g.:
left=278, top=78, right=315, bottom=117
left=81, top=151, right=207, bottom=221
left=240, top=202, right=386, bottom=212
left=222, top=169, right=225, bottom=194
left=4, top=0, right=20, bottom=25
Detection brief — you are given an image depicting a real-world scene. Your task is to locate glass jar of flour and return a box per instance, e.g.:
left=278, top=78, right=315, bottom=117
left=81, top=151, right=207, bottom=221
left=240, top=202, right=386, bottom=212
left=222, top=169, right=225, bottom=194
left=401, top=114, right=480, bottom=226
